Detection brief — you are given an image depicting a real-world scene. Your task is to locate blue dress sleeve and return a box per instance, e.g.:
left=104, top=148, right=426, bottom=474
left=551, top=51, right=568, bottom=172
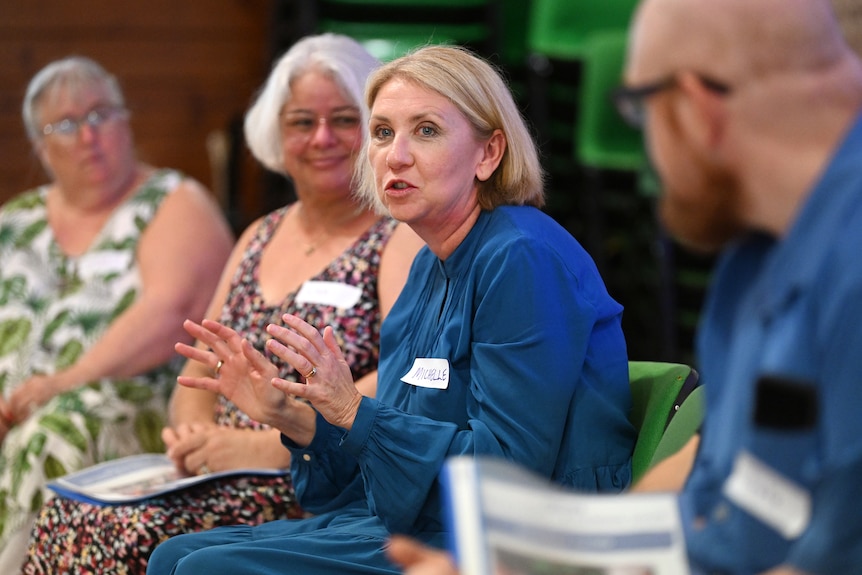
left=283, top=412, right=364, bottom=515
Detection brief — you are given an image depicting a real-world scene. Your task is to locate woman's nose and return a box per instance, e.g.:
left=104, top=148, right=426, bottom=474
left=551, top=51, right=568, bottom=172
left=386, top=134, right=412, bottom=168
left=309, top=117, right=338, bottom=145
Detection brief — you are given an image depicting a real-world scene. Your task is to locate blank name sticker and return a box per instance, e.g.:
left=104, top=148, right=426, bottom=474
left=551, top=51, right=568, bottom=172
left=295, top=281, right=362, bottom=309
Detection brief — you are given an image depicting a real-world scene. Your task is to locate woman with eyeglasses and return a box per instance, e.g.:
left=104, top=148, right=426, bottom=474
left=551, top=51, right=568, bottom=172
left=23, top=36, right=422, bottom=575
left=0, top=56, right=234, bottom=570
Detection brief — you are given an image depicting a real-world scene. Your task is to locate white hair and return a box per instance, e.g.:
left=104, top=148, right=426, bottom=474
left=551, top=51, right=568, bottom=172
left=244, top=33, right=381, bottom=174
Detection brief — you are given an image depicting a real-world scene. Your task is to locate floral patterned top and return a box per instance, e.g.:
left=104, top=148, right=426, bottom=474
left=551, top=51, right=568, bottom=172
left=215, top=206, right=398, bottom=428
left=0, top=169, right=183, bottom=396
left=0, top=169, right=184, bottom=548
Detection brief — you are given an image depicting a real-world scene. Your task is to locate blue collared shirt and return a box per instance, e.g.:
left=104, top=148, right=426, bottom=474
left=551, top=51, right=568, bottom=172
left=682, top=113, right=862, bottom=573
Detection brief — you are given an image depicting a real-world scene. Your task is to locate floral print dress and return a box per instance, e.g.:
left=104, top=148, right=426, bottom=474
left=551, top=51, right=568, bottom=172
left=0, top=170, right=185, bottom=554
left=23, top=207, right=398, bottom=574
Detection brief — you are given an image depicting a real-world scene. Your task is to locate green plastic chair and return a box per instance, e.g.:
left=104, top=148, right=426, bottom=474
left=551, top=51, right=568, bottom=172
left=527, top=0, right=640, bottom=61
left=627, top=361, right=699, bottom=484
left=318, top=21, right=460, bottom=61
left=576, top=31, right=645, bottom=171
left=649, top=384, right=705, bottom=468
left=316, top=0, right=494, bottom=61
left=322, top=0, right=486, bottom=5
left=573, top=31, right=647, bottom=274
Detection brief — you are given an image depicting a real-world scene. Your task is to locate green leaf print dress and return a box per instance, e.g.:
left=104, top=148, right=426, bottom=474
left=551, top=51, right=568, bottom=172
left=0, top=169, right=183, bottom=549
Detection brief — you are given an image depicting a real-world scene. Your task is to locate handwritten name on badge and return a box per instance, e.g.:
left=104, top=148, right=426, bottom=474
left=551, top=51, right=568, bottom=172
left=722, top=450, right=811, bottom=539
left=401, top=358, right=450, bottom=389
left=295, top=281, right=362, bottom=309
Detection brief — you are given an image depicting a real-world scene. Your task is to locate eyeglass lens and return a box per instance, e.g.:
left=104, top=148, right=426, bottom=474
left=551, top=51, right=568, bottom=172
left=281, top=111, right=361, bottom=138
left=42, top=106, right=127, bottom=137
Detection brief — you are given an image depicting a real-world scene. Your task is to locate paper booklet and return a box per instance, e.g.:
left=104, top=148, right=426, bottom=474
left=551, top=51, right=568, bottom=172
left=47, top=453, right=289, bottom=506
left=442, top=456, right=690, bottom=575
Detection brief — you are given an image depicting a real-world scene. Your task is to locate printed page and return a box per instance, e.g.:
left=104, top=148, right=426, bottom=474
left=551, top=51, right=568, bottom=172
left=445, top=456, right=690, bottom=575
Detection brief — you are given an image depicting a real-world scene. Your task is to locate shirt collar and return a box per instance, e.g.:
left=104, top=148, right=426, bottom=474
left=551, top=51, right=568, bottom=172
left=755, top=112, right=862, bottom=317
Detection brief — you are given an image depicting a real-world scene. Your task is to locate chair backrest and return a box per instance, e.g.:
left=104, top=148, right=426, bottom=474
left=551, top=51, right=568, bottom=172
left=627, top=361, right=699, bottom=483
left=527, top=0, right=640, bottom=60
left=575, top=30, right=645, bottom=171
left=649, top=383, right=705, bottom=469
left=316, top=21, right=467, bottom=61
left=316, top=0, right=494, bottom=62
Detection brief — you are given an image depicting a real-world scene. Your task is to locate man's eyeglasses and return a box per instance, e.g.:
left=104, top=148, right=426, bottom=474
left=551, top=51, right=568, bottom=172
left=611, top=75, right=731, bottom=128
left=42, top=106, right=129, bottom=139
left=281, top=110, right=362, bottom=140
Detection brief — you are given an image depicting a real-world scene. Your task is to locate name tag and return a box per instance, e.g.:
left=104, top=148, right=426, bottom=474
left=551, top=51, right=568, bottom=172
left=722, top=450, right=811, bottom=539
left=77, top=250, right=133, bottom=278
left=295, top=281, right=362, bottom=309
left=401, top=358, right=450, bottom=389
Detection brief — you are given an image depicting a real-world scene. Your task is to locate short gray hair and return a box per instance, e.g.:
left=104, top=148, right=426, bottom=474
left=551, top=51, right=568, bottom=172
left=22, top=56, right=125, bottom=143
left=244, top=33, right=381, bottom=174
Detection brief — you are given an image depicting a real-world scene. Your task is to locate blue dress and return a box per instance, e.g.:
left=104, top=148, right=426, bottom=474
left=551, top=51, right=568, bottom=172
left=682, top=114, right=862, bottom=573
left=147, top=206, right=635, bottom=575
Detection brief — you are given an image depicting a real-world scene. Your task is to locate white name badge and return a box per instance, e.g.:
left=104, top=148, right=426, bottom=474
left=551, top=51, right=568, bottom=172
left=77, top=250, right=133, bottom=278
left=295, top=281, right=362, bottom=309
left=722, top=450, right=811, bottom=539
left=401, top=358, right=450, bottom=389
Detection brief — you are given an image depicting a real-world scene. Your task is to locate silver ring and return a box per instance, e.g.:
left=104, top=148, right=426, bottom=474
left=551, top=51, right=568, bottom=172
left=304, top=366, right=317, bottom=379
left=214, top=360, right=224, bottom=378
left=198, top=464, right=211, bottom=475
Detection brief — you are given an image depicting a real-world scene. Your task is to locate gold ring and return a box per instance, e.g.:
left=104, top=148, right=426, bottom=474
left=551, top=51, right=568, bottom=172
left=304, top=366, right=317, bottom=379
left=214, top=360, right=224, bottom=377
left=198, top=464, right=211, bottom=475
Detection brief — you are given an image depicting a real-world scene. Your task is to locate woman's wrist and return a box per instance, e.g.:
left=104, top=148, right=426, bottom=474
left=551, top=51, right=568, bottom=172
left=275, top=402, right=318, bottom=448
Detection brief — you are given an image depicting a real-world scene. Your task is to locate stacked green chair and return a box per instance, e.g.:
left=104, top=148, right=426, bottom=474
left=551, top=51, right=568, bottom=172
left=575, top=31, right=644, bottom=172
left=574, top=30, right=684, bottom=360
left=525, top=0, right=640, bottom=141
left=527, top=0, right=640, bottom=62
left=627, top=361, right=700, bottom=484
left=574, top=29, right=644, bottom=267
left=315, top=0, right=495, bottom=62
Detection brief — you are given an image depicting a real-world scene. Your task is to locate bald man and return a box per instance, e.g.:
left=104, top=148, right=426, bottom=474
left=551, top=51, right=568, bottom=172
left=617, top=0, right=862, bottom=573
left=390, top=1, right=862, bottom=574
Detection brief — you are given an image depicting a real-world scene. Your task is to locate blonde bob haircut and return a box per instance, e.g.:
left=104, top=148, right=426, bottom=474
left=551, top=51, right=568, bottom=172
left=354, top=44, right=545, bottom=213
left=244, top=33, right=380, bottom=175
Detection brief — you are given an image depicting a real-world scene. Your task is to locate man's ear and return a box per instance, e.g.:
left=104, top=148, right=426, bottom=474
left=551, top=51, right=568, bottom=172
left=676, top=71, right=728, bottom=149
left=475, top=129, right=506, bottom=182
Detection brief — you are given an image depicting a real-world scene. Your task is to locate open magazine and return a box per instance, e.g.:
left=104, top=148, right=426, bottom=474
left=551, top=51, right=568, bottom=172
left=442, top=456, right=690, bottom=575
left=47, top=453, right=289, bottom=506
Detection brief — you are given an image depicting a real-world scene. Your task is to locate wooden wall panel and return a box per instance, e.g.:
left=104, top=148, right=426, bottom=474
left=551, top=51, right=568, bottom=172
left=0, top=0, right=276, bottom=230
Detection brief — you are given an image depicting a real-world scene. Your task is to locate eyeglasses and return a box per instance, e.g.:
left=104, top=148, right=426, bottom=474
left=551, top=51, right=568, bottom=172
left=41, top=105, right=129, bottom=139
left=611, top=74, right=731, bottom=128
left=281, top=110, right=362, bottom=140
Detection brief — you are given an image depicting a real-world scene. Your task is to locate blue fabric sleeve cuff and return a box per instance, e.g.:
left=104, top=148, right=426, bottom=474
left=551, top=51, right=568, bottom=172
left=340, top=396, right=379, bottom=456
left=280, top=411, right=337, bottom=453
